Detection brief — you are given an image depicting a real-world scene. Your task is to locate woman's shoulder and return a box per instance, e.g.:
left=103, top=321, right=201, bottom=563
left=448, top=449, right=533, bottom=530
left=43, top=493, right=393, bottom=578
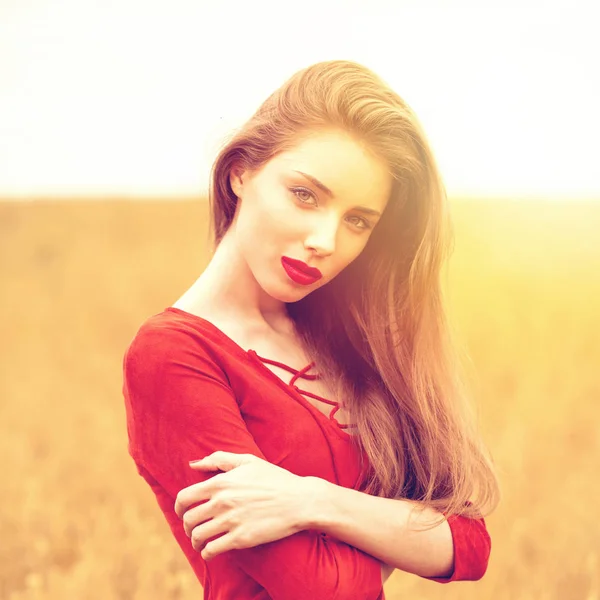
left=137, top=306, right=230, bottom=341
left=123, top=307, right=236, bottom=373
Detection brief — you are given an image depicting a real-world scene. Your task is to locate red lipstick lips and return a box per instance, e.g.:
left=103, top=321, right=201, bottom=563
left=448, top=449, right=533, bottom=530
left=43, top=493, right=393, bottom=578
left=281, top=256, right=323, bottom=286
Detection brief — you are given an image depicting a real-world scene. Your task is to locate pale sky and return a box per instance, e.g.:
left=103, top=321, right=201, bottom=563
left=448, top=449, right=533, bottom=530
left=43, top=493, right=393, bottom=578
left=0, top=0, right=598, bottom=200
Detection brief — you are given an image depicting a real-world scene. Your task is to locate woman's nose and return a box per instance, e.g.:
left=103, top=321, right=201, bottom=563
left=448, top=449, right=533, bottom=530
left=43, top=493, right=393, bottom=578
left=303, top=215, right=338, bottom=257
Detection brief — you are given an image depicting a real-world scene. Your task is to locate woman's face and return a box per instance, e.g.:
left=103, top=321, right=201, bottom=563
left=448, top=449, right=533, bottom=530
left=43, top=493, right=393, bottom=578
left=229, top=129, right=392, bottom=303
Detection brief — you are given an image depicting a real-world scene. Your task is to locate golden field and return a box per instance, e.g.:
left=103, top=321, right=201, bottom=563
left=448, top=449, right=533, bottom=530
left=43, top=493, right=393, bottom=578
left=1, top=198, right=599, bottom=600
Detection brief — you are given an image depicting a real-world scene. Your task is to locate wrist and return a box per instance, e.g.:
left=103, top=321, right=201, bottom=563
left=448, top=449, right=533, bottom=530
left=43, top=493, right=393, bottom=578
left=302, top=476, right=335, bottom=532
left=300, top=476, right=333, bottom=531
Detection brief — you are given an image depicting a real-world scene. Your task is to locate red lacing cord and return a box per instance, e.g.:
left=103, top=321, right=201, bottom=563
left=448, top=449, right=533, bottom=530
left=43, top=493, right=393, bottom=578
left=253, top=354, right=355, bottom=429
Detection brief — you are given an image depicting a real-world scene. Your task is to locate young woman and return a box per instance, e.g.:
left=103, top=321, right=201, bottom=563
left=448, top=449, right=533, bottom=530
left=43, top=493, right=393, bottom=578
left=123, top=59, right=500, bottom=599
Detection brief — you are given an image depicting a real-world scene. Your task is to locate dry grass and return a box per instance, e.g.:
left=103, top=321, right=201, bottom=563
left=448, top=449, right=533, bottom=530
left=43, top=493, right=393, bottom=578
left=1, top=198, right=598, bottom=600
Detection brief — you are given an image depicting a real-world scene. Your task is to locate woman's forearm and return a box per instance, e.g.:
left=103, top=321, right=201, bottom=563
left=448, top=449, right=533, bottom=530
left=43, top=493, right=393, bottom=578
left=304, top=477, right=454, bottom=579
left=381, top=562, right=395, bottom=584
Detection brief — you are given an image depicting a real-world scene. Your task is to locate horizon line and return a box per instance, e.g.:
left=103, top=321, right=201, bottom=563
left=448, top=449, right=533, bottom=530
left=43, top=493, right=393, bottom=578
left=1, top=194, right=599, bottom=203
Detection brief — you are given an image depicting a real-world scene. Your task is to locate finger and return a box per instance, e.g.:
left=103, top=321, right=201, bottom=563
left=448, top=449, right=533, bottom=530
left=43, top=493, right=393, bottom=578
left=191, top=519, right=229, bottom=554
left=194, top=451, right=236, bottom=472
left=174, top=482, right=212, bottom=519
left=201, top=531, right=242, bottom=561
left=188, top=459, right=221, bottom=471
left=191, top=451, right=257, bottom=474
left=182, top=499, right=216, bottom=538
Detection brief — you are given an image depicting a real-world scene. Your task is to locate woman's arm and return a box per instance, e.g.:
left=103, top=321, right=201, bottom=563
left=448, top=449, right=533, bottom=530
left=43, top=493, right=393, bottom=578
left=304, top=476, right=491, bottom=582
left=123, top=323, right=384, bottom=600
left=381, top=562, right=396, bottom=584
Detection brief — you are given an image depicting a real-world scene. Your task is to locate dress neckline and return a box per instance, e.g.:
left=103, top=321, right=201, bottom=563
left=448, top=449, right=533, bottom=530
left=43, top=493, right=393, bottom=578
left=164, top=306, right=355, bottom=441
left=249, top=350, right=356, bottom=435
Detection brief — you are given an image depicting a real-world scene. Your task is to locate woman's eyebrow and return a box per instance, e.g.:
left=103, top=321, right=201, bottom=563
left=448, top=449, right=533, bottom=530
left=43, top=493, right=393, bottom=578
left=293, top=170, right=334, bottom=197
left=292, top=170, right=382, bottom=217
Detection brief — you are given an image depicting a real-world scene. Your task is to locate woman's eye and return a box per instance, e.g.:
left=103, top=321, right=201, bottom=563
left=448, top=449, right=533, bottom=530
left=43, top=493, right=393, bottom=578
left=290, top=187, right=317, bottom=205
left=291, top=186, right=373, bottom=231
left=348, top=216, right=372, bottom=231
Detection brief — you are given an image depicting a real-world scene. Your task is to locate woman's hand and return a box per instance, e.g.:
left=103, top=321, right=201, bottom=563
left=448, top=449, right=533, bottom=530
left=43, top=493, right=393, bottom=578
left=174, top=451, right=317, bottom=561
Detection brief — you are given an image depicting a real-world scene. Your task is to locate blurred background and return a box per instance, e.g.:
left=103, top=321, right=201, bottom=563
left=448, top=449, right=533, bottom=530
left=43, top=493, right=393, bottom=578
left=1, top=1, right=599, bottom=598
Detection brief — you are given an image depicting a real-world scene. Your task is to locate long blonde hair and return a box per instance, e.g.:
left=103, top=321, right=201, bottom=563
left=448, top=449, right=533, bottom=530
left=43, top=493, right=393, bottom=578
left=208, top=60, right=500, bottom=523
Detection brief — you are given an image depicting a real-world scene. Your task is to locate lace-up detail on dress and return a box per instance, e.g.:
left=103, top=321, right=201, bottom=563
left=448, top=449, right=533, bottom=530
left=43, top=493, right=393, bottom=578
left=252, top=353, right=356, bottom=431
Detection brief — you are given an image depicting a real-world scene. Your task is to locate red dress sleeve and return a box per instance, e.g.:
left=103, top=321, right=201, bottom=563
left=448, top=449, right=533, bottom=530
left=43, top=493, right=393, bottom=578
left=424, top=510, right=491, bottom=583
left=123, top=322, right=383, bottom=600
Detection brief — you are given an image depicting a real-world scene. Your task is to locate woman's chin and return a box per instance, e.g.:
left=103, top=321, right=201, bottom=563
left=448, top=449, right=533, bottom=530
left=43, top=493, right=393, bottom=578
left=263, top=280, right=313, bottom=304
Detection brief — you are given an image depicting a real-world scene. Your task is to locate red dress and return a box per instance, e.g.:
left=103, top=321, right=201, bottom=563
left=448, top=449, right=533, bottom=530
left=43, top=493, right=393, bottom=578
left=122, top=307, right=491, bottom=599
